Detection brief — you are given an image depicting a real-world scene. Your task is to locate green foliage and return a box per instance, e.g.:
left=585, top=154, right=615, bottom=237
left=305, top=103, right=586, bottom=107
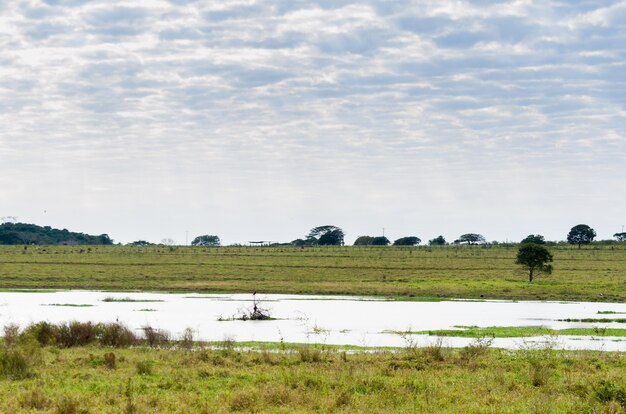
left=307, top=225, right=345, bottom=246
left=614, top=232, right=626, bottom=242
left=428, top=235, right=447, bottom=245
left=126, top=240, right=154, bottom=246
left=516, top=243, right=553, bottom=282
left=567, top=224, right=596, bottom=248
left=520, top=234, right=545, bottom=244
left=454, top=233, right=486, bottom=245
left=191, top=235, right=221, bottom=246
left=393, top=236, right=421, bottom=246
left=353, top=236, right=374, bottom=246
left=0, top=222, right=112, bottom=245
left=371, top=236, right=390, bottom=246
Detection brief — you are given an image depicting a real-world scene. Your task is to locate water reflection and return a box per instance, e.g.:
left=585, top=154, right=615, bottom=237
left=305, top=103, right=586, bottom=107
left=0, top=291, right=624, bottom=351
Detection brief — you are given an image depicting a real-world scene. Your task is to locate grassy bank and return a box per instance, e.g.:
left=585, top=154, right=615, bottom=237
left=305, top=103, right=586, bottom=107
left=1, top=245, right=625, bottom=301
left=1, top=337, right=625, bottom=413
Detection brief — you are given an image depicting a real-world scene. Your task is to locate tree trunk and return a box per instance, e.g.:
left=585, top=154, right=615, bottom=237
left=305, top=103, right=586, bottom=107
left=529, top=268, right=534, bottom=283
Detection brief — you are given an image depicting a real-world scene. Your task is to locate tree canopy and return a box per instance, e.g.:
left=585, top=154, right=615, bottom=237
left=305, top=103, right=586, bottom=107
left=516, top=243, right=553, bottom=282
left=191, top=235, right=221, bottom=246
left=353, top=236, right=374, bottom=246
left=428, top=235, right=447, bottom=246
left=371, top=236, right=390, bottom=246
left=567, top=224, right=596, bottom=248
left=455, top=233, right=486, bottom=245
left=0, top=222, right=113, bottom=245
left=307, top=225, right=345, bottom=246
left=614, top=232, right=626, bottom=242
left=520, top=234, right=545, bottom=244
left=393, top=236, right=421, bottom=246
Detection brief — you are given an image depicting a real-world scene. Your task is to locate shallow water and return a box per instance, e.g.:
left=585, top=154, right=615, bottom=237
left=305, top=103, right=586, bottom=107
left=0, top=291, right=625, bottom=351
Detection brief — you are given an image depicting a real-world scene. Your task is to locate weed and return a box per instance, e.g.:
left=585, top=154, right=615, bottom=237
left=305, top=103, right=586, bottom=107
left=3, top=323, right=20, bottom=346
left=180, top=327, right=194, bottom=350
left=594, top=380, right=626, bottom=408
left=54, top=396, right=85, bottom=414
left=229, top=391, right=257, bottom=412
left=19, top=388, right=51, bottom=410
left=104, top=352, right=116, bottom=369
left=459, top=335, right=494, bottom=365
left=0, top=346, right=32, bottom=380
left=298, top=346, right=322, bottom=363
left=124, top=379, right=137, bottom=414
left=423, top=336, right=448, bottom=362
left=142, top=325, right=170, bottom=347
left=136, top=360, right=154, bottom=376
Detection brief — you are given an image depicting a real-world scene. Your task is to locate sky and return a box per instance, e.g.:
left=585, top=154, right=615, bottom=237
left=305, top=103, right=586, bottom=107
left=1, top=0, right=625, bottom=245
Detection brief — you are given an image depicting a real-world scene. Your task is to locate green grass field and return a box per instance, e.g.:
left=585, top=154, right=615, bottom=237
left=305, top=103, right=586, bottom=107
left=1, top=244, right=625, bottom=301
left=1, top=328, right=626, bottom=413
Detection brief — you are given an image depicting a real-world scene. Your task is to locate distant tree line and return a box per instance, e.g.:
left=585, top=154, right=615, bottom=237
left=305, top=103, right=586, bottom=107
left=2, top=221, right=622, bottom=247
left=0, top=223, right=112, bottom=245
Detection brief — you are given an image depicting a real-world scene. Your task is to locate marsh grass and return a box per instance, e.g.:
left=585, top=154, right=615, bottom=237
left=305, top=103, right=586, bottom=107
left=102, top=296, right=163, bottom=303
left=0, top=338, right=624, bottom=413
left=406, top=326, right=626, bottom=338
left=559, top=318, right=626, bottom=323
left=43, top=304, right=94, bottom=307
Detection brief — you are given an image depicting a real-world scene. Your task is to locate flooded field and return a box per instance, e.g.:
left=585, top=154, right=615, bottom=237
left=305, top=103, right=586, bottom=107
left=1, top=290, right=625, bottom=350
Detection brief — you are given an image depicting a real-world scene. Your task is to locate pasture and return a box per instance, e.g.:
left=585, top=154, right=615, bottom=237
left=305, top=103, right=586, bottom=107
left=0, top=245, right=625, bottom=301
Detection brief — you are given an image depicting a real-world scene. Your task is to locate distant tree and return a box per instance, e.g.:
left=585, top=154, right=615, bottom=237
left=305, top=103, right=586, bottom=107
left=393, top=236, right=421, bottom=246
left=160, top=238, right=176, bottom=246
left=521, top=234, right=545, bottom=245
left=614, top=232, right=626, bottom=242
left=191, top=235, right=221, bottom=246
left=0, top=222, right=112, bottom=245
left=428, top=235, right=447, bottom=246
left=371, top=236, right=390, bottom=246
left=516, top=243, right=553, bottom=283
left=455, top=233, right=486, bottom=245
left=353, top=236, right=374, bottom=246
left=567, top=224, right=596, bottom=248
left=307, top=225, right=345, bottom=246
left=128, top=240, right=154, bottom=247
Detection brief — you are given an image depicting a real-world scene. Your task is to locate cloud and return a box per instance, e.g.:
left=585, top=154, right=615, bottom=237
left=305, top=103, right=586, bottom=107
left=0, top=0, right=625, bottom=243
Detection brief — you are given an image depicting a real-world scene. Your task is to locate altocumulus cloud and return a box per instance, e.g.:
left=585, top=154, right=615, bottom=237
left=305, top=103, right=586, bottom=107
left=0, top=0, right=624, bottom=244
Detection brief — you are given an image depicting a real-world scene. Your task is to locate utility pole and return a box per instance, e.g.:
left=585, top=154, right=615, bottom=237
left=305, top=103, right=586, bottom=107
left=185, top=231, right=189, bottom=246
left=382, top=228, right=385, bottom=237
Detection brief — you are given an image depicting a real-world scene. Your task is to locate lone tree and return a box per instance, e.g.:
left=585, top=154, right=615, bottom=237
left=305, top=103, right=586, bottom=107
left=393, top=236, right=421, bottom=246
left=191, top=235, right=221, bottom=246
left=455, top=233, right=486, bottom=245
left=353, top=236, right=374, bottom=246
left=567, top=224, right=596, bottom=248
left=371, top=236, right=390, bottom=246
left=308, top=225, right=345, bottom=246
left=614, top=232, right=626, bottom=242
left=520, top=234, right=545, bottom=245
left=516, top=243, right=553, bottom=282
left=429, top=235, right=447, bottom=246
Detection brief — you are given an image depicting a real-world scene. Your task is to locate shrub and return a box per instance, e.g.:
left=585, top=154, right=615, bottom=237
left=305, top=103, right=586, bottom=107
left=136, top=360, right=154, bottom=376
left=180, top=327, right=194, bottom=350
left=24, top=322, right=57, bottom=346
left=594, top=380, right=626, bottom=408
left=142, top=325, right=170, bottom=348
left=54, top=396, right=84, bottom=414
left=97, top=323, right=138, bottom=347
left=104, top=352, right=116, bottom=369
left=3, top=324, right=21, bottom=346
left=0, top=347, right=31, bottom=380
left=19, top=389, right=51, bottom=410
